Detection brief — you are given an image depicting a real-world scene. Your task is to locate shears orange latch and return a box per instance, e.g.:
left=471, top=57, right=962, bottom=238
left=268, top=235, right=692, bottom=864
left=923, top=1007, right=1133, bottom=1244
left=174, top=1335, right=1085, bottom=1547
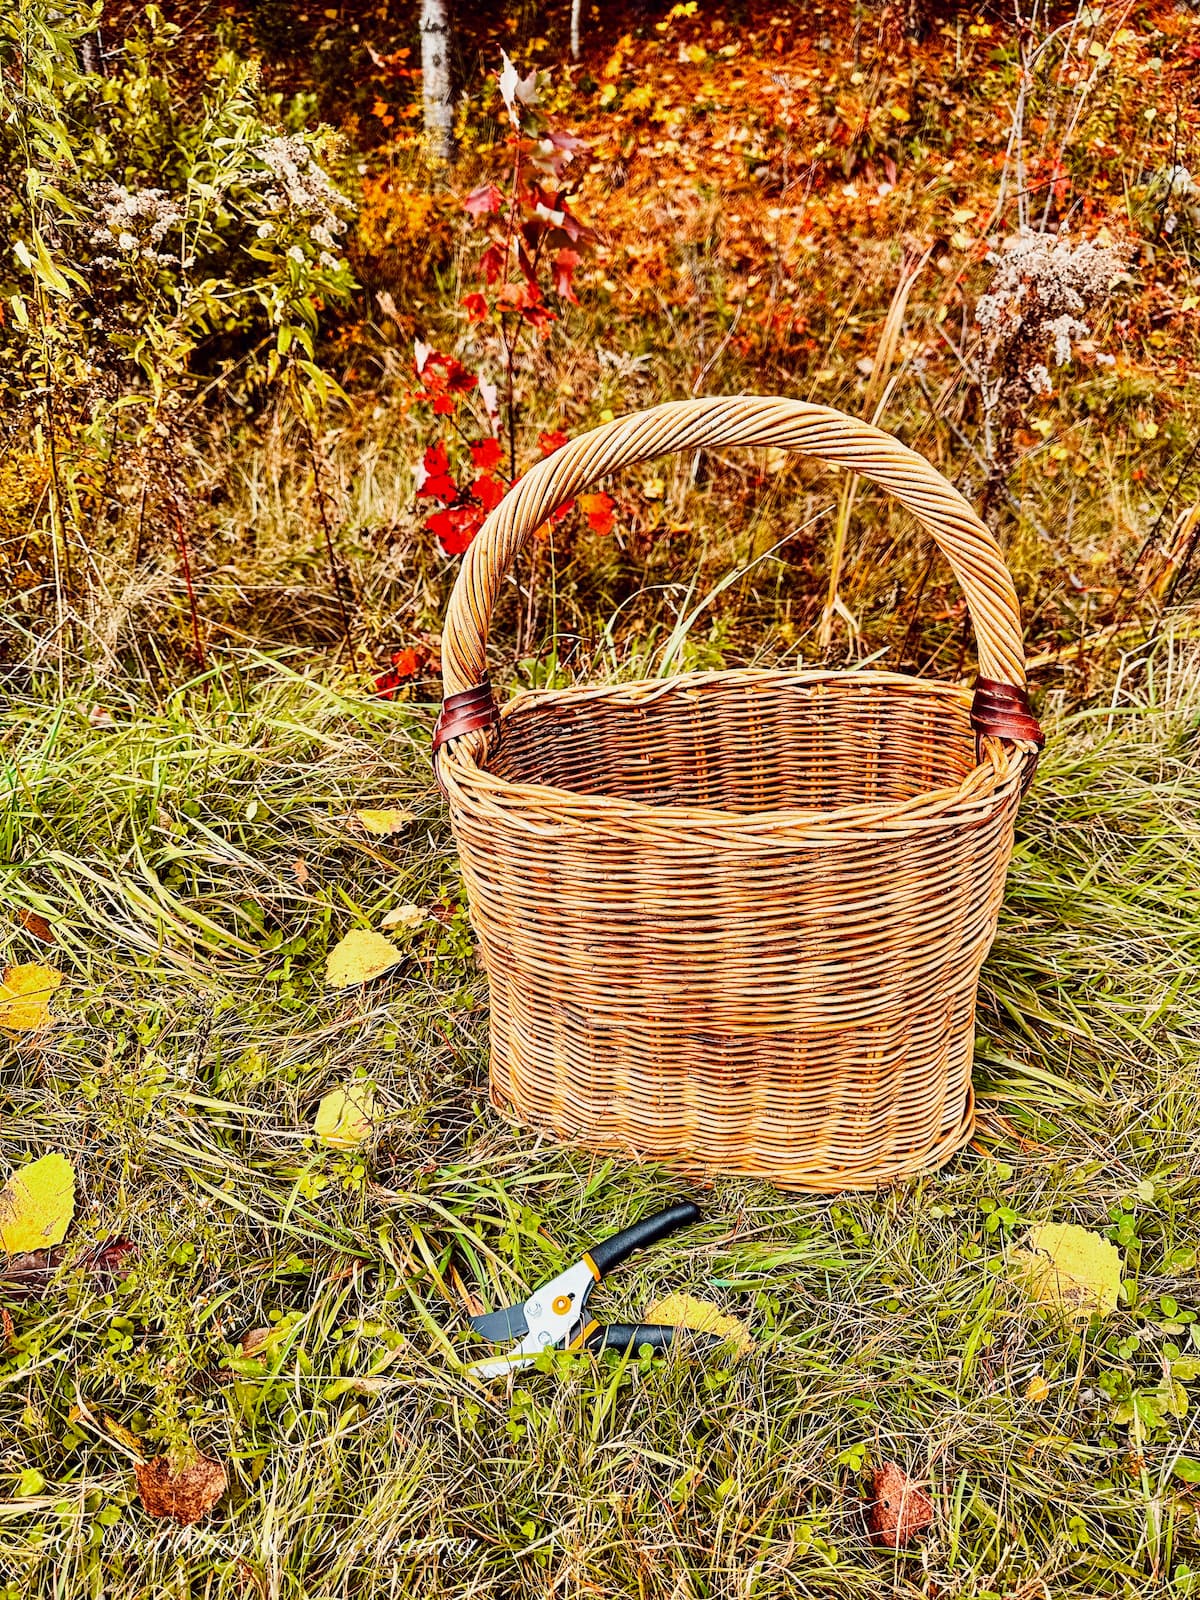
left=463, top=1201, right=709, bottom=1381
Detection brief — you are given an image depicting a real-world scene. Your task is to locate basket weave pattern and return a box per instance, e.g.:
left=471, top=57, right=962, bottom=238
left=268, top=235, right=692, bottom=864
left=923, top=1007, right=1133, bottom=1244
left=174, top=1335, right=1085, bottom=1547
left=436, top=398, right=1040, bottom=1191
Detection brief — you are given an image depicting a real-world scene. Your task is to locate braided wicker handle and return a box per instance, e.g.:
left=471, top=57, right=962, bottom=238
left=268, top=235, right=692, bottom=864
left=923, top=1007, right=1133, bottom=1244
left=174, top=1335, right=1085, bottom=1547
left=437, top=396, right=1041, bottom=753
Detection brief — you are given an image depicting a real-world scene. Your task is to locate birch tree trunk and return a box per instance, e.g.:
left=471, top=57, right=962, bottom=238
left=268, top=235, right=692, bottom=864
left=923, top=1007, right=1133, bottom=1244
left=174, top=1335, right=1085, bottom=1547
left=570, top=0, right=582, bottom=60
left=421, top=0, right=454, bottom=165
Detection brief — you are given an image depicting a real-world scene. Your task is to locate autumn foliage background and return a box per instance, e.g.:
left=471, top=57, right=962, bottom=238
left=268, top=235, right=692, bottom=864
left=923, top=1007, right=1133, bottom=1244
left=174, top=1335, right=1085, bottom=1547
left=4, top=0, right=1198, bottom=691
left=3, top=1, right=1200, bottom=1596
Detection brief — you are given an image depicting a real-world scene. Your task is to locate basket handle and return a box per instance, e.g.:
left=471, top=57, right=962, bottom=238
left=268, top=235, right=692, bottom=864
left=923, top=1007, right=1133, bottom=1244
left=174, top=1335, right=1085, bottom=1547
left=435, top=396, right=1042, bottom=756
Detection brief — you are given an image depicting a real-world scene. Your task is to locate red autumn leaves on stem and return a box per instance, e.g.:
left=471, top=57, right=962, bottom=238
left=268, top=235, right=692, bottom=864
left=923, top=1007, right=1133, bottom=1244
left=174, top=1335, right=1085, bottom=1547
left=409, top=53, right=613, bottom=560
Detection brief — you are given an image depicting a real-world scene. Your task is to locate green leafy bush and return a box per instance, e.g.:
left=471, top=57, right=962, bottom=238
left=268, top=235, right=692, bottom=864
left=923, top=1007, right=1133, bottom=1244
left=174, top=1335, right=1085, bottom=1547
left=0, top=0, right=356, bottom=630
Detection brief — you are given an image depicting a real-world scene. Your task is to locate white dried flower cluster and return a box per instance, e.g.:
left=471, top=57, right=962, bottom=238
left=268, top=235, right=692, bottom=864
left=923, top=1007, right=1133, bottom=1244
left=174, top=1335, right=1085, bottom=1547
left=90, top=183, right=187, bottom=268
left=252, top=134, right=353, bottom=269
left=976, top=229, right=1121, bottom=367
left=1025, top=362, right=1052, bottom=397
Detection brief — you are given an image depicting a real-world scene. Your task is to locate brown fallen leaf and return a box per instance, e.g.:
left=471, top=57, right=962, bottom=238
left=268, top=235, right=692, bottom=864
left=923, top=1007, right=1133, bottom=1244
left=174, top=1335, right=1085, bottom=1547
left=15, top=909, right=55, bottom=944
left=239, top=1326, right=272, bottom=1358
left=86, top=1238, right=137, bottom=1284
left=0, top=1248, right=60, bottom=1300
left=292, top=857, right=310, bottom=886
left=866, top=1461, right=934, bottom=1548
left=135, top=1450, right=227, bottom=1525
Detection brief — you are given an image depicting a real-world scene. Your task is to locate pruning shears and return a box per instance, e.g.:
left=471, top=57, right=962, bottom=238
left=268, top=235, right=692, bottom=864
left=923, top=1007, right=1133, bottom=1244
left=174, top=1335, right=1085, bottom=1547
left=463, top=1201, right=706, bottom=1380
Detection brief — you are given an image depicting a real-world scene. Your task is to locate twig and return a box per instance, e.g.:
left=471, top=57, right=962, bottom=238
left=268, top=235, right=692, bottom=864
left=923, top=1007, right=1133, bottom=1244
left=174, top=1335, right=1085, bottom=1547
left=299, top=410, right=358, bottom=673
left=169, top=497, right=206, bottom=669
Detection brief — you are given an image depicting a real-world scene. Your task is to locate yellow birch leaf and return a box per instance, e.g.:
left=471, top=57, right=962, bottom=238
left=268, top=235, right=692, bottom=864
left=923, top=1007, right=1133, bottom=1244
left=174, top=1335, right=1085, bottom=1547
left=647, top=1293, right=753, bottom=1358
left=380, top=904, right=427, bottom=932
left=1014, top=1223, right=1123, bottom=1321
left=0, top=964, right=62, bottom=1032
left=1025, top=1374, right=1050, bottom=1404
left=314, top=1084, right=376, bottom=1149
left=325, top=930, right=403, bottom=989
left=356, top=808, right=417, bottom=836
left=0, top=1153, right=76, bottom=1255
left=103, top=1417, right=146, bottom=1459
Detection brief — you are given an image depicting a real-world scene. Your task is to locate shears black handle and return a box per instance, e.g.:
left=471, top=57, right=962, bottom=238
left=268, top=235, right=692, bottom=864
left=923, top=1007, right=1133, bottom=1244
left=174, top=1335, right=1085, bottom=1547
left=586, top=1201, right=701, bottom=1278
left=587, top=1323, right=720, bottom=1354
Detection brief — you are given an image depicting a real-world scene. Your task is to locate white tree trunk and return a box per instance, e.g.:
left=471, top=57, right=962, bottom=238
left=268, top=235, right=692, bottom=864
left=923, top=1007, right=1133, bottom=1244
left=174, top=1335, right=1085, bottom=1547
left=421, top=0, right=454, bottom=165
left=570, top=0, right=582, bottom=60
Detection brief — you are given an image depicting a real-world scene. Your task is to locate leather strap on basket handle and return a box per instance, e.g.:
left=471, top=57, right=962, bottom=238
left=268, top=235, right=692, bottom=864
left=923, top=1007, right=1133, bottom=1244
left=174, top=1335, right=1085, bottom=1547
left=971, top=677, right=1044, bottom=793
left=435, top=397, right=1039, bottom=783
left=432, top=681, right=499, bottom=790
left=432, top=680, right=500, bottom=753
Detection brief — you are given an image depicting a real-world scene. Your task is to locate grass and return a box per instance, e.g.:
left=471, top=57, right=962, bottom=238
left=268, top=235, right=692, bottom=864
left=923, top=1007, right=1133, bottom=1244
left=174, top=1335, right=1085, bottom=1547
left=2, top=629, right=1200, bottom=1599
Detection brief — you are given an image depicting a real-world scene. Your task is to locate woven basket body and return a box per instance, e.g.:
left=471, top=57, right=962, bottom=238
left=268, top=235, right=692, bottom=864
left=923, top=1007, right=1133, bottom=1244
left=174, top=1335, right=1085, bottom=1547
left=435, top=399, right=1042, bottom=1192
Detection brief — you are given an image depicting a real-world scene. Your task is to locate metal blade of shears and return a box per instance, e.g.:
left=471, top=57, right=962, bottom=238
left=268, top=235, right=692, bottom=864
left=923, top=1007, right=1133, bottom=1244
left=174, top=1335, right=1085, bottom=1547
left=467, top=1302, right=529, bottom=1342
left=464, top=1256, right=598, bottom=1381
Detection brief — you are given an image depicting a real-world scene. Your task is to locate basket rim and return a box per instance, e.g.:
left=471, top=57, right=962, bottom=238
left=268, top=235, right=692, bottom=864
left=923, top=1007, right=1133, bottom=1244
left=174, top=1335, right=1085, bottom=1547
left=438, top=666, right=1036, bottom=839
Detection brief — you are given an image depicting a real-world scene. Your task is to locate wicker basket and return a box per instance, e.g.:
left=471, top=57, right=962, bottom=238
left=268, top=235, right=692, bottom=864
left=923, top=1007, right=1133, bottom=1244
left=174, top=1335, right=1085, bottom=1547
left=433, top=397, right=1043, bottom=1192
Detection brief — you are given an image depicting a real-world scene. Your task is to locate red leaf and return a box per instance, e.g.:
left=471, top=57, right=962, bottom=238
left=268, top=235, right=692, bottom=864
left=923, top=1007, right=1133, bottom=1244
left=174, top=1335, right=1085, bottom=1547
left=427, top=505, right=484, bottom=556
left=390, top=647, right=425, bottom=678
left=520, top=300, right=557, bottom=330
left=87, top=1237, right=137, bottom=1282
left=578, top=490, right=615, bottom=535
left=470, top=437, right=504, bottom=472
left=866, top=1463, right=934, bottom=1549
left=415, top=442, right=457, bottom=501
left=420, top=353, right=477, bottom=396
left=431, top=395, right=455, bottom=415
left=479, top=244, right=506, bottom=284
left=444, top=359, right=477, bottom=393
left=553, top=248, right=580, bottom=303
left=550, top=498, right=574, bottom=523
left=472, top=474, right=505, bottom=511
left=464, top=182, right=503, bottom=218
left=462, top=292, right=488, bottom=322
left=374, top=645, right=426, bottom=698
left=538, top=430, right=568, bottom=456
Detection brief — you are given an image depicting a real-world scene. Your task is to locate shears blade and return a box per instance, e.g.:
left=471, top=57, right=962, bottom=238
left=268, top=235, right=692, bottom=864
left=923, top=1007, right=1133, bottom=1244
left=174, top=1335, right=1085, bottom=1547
left=467, top=1302, right=528, bottom=1342
left=463, top=1257, right=597, bottom=1381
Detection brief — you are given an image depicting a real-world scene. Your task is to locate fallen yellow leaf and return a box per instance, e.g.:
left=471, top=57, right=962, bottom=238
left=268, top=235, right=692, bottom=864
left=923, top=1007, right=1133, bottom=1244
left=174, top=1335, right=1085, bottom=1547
left=0, top=964, right=62, bottom=1032
left=314, top=1084, right=375, bottom=1149
left=356, top=808, right=417, bottom=836
left=646, top=1293, right=753, bottom=1358
left=1025, top=1373, right=1050, bottom=1404
left=0, top=1152, right=76, bottom=1255
left=325, top=930, right=403, bottom=989
left=380, top=903, right=427, bottom=932
left=103, top=1417, right=146, bottom=1459
left=1015, top=1222, right=1123, bottom=1322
